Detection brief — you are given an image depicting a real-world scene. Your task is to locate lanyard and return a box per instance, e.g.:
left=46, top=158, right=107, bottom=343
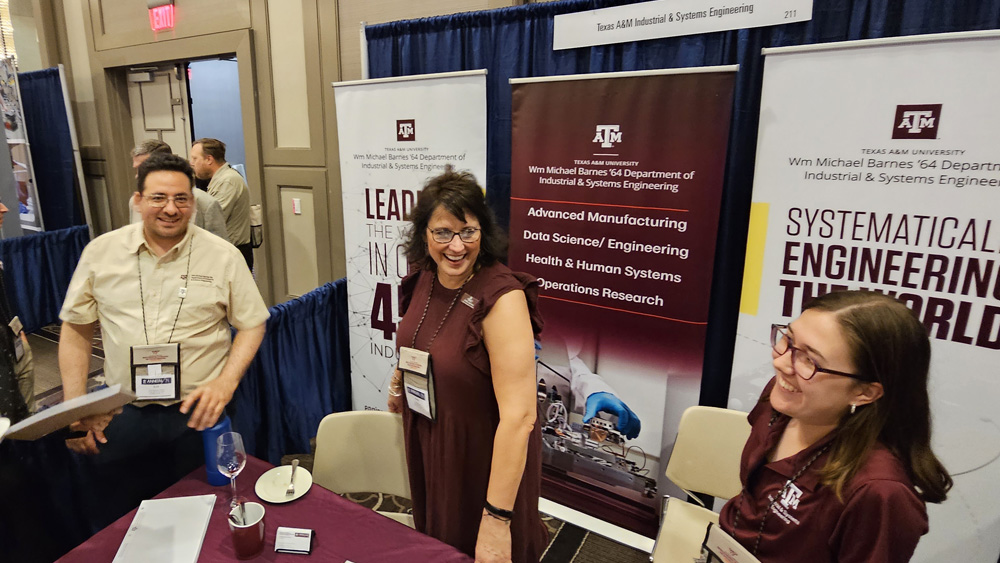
left=410, top=272, right=473, bottom=351
left=732, top=412, right=832, bottom=556
left=137, top=236, right=193, bottom=345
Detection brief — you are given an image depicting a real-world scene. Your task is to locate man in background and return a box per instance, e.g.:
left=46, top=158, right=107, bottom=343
left=189, top=138, right=253, bottom=270
left=129, top=140, right=228, bottom=241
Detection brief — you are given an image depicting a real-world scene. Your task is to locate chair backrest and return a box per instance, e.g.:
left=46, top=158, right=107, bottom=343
left=664, top=406, right=751, bottom=501
left=312, top=411, right=411, bottom=499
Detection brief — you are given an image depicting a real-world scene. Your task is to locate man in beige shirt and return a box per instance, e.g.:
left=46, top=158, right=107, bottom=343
left=58, top=153, right=268, bottom=522
left=189, top=138, right=253, bottom=270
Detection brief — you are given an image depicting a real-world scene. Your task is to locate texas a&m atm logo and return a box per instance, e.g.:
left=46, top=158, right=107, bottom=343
left=397, top=119, right=416, bottom=141
left=892, top=104, right=941, bottom=139
left=593, top=124, right=622, bottom=148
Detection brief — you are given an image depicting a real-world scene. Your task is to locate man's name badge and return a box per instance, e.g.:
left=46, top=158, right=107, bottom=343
left=130, top=343, right=181, bottom=401
left=398, top=346, right=436, bottom=421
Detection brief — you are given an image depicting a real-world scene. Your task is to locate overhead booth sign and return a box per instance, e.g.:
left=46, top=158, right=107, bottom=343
left=333, top=70, right=488, bottom=412
left=508, top=67, right=736, bottom=528
left=731, top=31, right=1000, bottom=562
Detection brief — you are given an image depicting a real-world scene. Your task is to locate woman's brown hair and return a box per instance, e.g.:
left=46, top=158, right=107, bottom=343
left=804, top=291, right=952, bottom=502
left=402, top=167, right=507, bottom=272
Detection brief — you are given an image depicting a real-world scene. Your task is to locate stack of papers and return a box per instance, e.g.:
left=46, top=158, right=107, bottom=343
left=113, top=494, right=216, bottom=563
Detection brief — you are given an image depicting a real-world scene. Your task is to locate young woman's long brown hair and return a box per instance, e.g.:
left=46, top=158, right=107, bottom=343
left=804, top=291, right=952, bottom=502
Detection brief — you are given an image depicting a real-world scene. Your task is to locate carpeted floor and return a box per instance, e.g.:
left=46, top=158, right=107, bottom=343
left=281, top=451, right=650, bottom=563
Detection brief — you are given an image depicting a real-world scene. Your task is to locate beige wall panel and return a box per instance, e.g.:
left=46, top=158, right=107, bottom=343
left=318, top=0, right=345, bottom=279
left=338, top=0, right=499, bottom=81
left=266, top=0, right=311, bottom=148
left=63, top=0, right=100, bottom=147
left=280, top=187, right=320, bottom=297
left=254, top=0, right=324, bottom=166
left=88, top=0, right=251, bottom=51
left=265, top=167, right=332, bottom=301
left=85, top=174, right=112, bottom=234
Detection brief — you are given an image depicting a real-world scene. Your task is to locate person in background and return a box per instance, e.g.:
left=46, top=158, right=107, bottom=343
left=388, top=167, right=547, bottom=562
left=128, top=140, right=228, bottom=241
left=0, top=199, right=33, bottom=423
left=720, top=291, right=952, bottom=563
left=189, top=138, right=253, bottom=270
left=58, top=153, right=268, bottom=525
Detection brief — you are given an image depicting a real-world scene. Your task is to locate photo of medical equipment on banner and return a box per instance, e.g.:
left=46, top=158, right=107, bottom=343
left=508, top=68, right=736, bottom=527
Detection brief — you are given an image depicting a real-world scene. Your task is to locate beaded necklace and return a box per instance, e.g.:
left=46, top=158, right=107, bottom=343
left=732, top=412, right=832, bottom=556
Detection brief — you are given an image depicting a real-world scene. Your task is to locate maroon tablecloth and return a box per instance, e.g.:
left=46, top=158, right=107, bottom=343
left=57, top=455, right=472, bottom=562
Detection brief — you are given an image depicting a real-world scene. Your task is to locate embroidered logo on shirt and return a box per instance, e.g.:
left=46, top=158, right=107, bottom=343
left=180, top=274, right=214, bottom=284
left=780, top=482, right=803, bottom=510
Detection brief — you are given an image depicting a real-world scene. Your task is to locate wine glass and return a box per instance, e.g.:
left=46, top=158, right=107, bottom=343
left=216, top=431, right=247, bottom=509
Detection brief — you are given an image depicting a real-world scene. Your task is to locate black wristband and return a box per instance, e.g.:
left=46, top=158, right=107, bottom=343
left=484, top=500, right=513, bottom=520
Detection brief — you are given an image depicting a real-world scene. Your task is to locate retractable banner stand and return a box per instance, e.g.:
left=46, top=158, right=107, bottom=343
left=731, top=31, right=1000, bottom=562
left=333, top=70, right=487, bottom=412
left=508, top=68, right=736, bottom=528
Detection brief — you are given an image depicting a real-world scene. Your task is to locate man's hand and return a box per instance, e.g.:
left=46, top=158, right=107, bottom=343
left=66, top=431, right=101, bottom=455
left=180, top=377, right=238, bottom=430
left=65, top=409, right=121, bottom=455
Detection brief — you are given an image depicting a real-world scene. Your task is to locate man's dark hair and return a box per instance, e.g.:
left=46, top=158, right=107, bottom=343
left=136, top=152, right=195, bottom=193
left=130, top=139, right=172, bottom=158
left=194, top=138, right=226, bottom=162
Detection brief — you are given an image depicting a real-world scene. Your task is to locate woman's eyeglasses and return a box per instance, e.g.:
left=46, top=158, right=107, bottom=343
left=428, top=227, right=481, bottom=244
left=770, top=324, right=876, bottom=382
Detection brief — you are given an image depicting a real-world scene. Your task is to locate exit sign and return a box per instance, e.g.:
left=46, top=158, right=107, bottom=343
left=149, top=4, right=175, bottom=31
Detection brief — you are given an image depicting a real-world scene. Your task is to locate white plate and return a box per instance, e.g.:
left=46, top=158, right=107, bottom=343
left=255, top=464, right=313, bottom=503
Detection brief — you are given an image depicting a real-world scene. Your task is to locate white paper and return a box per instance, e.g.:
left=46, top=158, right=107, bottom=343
left=112, top=494, right=215, bottom=563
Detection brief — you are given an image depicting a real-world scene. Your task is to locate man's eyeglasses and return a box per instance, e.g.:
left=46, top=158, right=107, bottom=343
left=143, top=194, right=192, bottom=208
left=428, top=227, right=481, bottom=244
left=770, top=324, right=876, bottom=382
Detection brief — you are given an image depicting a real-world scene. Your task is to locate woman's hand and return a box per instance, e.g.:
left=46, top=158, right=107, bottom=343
left=387, top=370, right=404, bottom=413
left=387, top=392, right=404, bottom=413
left=475, top=512, right=512, bottom=563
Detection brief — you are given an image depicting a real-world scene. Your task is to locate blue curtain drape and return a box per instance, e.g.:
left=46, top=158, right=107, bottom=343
left=18, top=68, right=82, bottom=231
left=0, top=225, right=89, bottom=333
left=231, top=278, right=352, bottom=464
left=366, top=0, right=1000, bottom=407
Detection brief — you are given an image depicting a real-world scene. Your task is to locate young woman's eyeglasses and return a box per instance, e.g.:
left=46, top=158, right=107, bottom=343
left=770, top=324, right=875, bottom=382
left=143, top=194, right=192, bottom=208
left=428, top=227, right=481, bottom=244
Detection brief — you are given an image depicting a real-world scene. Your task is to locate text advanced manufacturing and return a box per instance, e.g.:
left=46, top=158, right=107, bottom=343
left=526, top=207, right=687, bottom=233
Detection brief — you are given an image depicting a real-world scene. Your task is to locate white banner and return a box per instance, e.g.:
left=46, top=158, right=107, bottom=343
left=732, top=31, right=1000, bottom=562
left=333, top=70, right=488, bottom=412
left=553, top=0, right=811, bottom=50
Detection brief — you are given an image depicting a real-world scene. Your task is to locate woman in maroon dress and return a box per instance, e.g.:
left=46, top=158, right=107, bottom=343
left=388, top=168, right=547, bottom=562
left=720, top=291, right=952, bottom=562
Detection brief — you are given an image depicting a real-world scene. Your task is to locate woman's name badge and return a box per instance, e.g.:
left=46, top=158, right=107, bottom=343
left=696, top=523, right=757, bottom=563
left=398, top=346, right=436, bottom=420
left=130, top=343, right=181, bottom=401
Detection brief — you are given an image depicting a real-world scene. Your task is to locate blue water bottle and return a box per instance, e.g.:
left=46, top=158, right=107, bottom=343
left=202, top=414, right=232, bottom=485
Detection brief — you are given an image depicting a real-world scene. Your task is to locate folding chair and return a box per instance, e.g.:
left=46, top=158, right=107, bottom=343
left=650, top=406, right=752, bottom=562
left=312, top=411, right=414, bottom=527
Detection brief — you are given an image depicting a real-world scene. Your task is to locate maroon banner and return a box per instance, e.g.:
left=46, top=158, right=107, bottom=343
left=509, top=70, right=735, bottom=531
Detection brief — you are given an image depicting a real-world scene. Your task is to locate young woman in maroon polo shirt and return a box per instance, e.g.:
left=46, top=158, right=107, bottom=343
left=720, top=291, right=952, bottom=563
